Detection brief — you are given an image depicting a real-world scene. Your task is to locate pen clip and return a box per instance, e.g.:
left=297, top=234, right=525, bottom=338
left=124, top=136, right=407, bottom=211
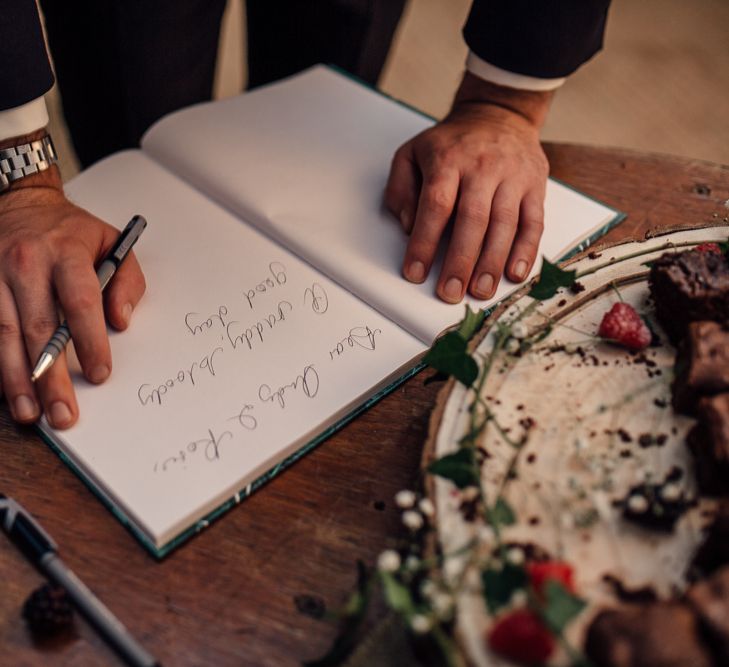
left=110, top=215, right=147, bottom=266
left=0, top=496, right=58, bottom=552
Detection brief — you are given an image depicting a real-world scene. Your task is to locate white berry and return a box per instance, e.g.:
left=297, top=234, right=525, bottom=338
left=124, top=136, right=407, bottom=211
left=511, top=322, right=528, bottom=339
left=405, top=555, right=421, bottom=571
left=410, top=614, right=432, bottom=634
left=420, top=580, right=437, bottom=599
left=510, top=590, right=528, bottom=607
left=432, top=592, right=454, bottom=619
left=402, top=510, right=424, bottom=531
left=377, top=549, right=401, bottom=572
left=660, top=483, right=681, bottom=503
left=506, top=547, right=525, bottom=566
left=628, top=494, right=649, bottom=513
left=418, top=498, right=435, bottom=517
left=395, top=490, right=417, bottom=509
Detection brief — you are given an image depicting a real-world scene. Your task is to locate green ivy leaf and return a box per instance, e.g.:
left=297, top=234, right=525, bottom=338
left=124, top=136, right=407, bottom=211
left=482, top=563, right=527, bottom=614
left=541, top=580, right=587, bottom=634
left=380, top=572, right=415, bottom=615
left=720, top=239, right=729, bottom=254
left=427, top=448, right=479, bottom=489
left=528, top=257, right=577, bottom=300
left=490, top=498, right=516, bottom=527
left=457, top=305, right=486, bottom=341
left=423, top=370, right=450, bottom=386
left=423, top=331, right=479, bottom=386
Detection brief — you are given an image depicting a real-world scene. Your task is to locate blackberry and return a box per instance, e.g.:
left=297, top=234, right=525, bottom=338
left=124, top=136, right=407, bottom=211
left=22, top=584, right=74, bottom=635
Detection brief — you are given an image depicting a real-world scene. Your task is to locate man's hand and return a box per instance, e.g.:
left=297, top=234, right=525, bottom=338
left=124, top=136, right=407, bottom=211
left=385, top=73, right=553, bottom=303
left=0, top=149, right=145, bottom=429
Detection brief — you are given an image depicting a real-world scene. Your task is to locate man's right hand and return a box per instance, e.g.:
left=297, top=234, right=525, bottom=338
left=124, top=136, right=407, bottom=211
left=0, top=153, right=145, bottom=429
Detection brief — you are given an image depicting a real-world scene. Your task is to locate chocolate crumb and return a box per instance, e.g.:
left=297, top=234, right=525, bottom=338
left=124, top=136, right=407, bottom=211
left=373, top=500, right=386, bottom=511
left=519, top=417, right=536, bottom=430
left=638, top=433, right=653, bottom=447
left=617, top=428, right=632, bottom=443
left=602, top=574, right=658, bottom=603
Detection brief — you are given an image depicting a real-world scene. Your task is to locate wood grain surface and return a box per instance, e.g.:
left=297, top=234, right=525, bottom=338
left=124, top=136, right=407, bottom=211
left=1, top=144, right=727, bottom=666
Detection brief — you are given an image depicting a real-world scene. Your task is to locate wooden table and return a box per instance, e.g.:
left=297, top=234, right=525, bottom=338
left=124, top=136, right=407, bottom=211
left=1, top=144, right=727, bottom=666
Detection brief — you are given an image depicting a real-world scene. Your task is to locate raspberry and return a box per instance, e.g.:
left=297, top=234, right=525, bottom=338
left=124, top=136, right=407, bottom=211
left=694, top=242, right=722, bottom=254
left=488, top=609, right=555, bottom=665
left=527, top=560, right=575, bottom=600
left=598, top=302, right=651, bottom=351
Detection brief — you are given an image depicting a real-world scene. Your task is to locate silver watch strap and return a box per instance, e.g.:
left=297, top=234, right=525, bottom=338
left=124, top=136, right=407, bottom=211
left=0, top=135, right=58, bottom=193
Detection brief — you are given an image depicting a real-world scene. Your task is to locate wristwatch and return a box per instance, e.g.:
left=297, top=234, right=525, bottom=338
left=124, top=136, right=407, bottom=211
left=0, top=134, right=58, bottom=193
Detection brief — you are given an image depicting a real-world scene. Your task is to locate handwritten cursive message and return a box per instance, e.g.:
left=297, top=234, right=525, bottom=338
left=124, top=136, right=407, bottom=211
left=226, top=300, right=294, bottom=351
left=258, top=364, right=320, bottom=409
left=329, top=325, right=381, bottom=360
left=304, top=282, right=329, bottom=314
left=244, top=261, right=288, bottom=309
left=184, top=305, right=229, bottom=337
left=138, top=345, right=224, bottom=406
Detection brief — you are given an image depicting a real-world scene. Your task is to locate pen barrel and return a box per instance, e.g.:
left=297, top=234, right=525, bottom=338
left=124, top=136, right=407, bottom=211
left=42, top=555, right=159, bottom=667
left=48, top=324, right=71, bottom=354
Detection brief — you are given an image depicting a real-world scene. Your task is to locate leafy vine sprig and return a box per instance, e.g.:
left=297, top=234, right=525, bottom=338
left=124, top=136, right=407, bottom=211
left=309, top=239, right=727, bottom=667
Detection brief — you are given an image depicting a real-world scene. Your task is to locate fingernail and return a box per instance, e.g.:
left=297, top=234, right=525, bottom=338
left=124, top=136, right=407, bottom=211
left=476, top=273, right=495, bottom=297
left=513, top=260, right=528, bottom=280
left=14, top=395, right=38, bottom=422
left=400, top=209, right=411, bottom=230
left=89, top=365, right=110, bottom=384
left=443, top=277, right=463, bottom=302
left=122, top=303, right=133, bottom=326
left=50, top=401, right=73, bottom=428
left=406, top=261, right=425, bottom=283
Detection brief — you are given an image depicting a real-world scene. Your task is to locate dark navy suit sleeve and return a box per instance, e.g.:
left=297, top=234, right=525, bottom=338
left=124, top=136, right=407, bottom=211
left=0, top=0, right=55, bottom=110
left=463, top=0, right=611, bottom=79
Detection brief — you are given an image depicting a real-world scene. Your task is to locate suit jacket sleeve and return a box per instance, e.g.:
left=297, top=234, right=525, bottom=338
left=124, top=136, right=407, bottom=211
left=464, top=0, right=611, bottom=79
left=0, top=0, right=54, bottom=111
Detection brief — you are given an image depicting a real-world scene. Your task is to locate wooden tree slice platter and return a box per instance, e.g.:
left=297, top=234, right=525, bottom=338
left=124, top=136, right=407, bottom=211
left=423, top=224, right=729, bottom=666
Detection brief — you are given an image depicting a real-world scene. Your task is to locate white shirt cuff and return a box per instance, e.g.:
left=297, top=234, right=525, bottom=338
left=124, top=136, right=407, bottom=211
left=466, top=51, right=566, bottom=92
left=0, top=97, right=49, bottom=142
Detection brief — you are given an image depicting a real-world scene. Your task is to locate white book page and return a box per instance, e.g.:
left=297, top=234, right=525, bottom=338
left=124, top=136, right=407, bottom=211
left=43, top=151, right=425, bottom=548
left=143, top=66, right=619, bottom=345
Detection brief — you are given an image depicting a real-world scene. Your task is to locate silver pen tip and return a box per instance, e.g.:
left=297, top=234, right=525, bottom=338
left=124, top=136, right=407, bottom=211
left=31, top=353, right=55, bottom=382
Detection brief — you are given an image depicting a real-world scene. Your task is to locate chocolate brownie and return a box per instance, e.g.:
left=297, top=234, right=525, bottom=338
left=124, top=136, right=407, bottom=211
left=649, top=249, right=729, bottom=344
left=686, top=566, right=729, bottom=665
left=673, top=321, right=729, bottom=414
left=585, top=602, right=713, bottom=667
left=691, top=501, right=729, bottom=577
left=687, top=394, right=729, bottom=495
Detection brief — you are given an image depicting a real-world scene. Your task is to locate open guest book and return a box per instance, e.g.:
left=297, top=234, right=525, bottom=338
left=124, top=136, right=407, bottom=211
left=40, top=66, right=623, bottom=557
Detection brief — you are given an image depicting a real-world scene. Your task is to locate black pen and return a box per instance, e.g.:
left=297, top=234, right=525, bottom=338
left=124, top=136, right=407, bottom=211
left=31, top=214, right=148, bottom=382
left=0, top=494, right=160, bottom=667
